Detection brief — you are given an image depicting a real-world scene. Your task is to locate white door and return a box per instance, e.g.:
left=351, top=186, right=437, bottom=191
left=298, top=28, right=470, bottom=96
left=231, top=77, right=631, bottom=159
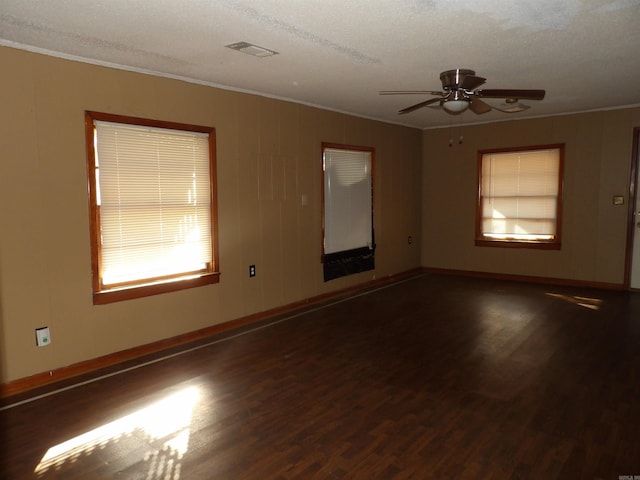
left=630, top=130, right=640, bottom=288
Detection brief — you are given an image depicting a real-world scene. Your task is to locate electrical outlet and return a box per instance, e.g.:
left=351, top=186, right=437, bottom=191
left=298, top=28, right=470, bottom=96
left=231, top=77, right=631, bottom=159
left=249, top=264, right=256, bottom=277
left=35, top=327, right=51, bottom=347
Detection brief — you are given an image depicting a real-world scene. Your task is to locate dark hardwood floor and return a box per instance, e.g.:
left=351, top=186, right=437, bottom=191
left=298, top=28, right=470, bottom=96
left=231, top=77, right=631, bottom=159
left=2, top=274, right=640, bottom=479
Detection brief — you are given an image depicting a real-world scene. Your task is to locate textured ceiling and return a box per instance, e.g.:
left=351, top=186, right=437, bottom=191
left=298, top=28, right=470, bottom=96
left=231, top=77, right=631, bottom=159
left=1, top=0, right=640, bottom=129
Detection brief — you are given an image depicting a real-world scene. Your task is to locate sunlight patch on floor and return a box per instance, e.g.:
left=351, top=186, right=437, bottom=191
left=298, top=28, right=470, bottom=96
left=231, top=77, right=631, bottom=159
left=546, top=292, right=603, bottom=310
left=35, top=385, right=200, bottom=478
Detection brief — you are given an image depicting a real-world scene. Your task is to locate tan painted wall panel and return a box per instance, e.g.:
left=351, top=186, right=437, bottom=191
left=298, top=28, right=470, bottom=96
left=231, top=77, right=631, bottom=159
left=0, top=47, right=422, bottom=383
left=421, top=109, right=640, bottom=284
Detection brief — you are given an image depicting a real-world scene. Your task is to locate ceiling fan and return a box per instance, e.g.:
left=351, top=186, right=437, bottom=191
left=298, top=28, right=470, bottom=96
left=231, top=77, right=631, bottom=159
left=380, top=69, right=545, bottom=115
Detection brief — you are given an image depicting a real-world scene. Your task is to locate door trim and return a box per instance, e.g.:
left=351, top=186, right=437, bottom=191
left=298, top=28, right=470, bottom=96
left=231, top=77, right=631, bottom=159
left=624, top=127, right=640, bottom=289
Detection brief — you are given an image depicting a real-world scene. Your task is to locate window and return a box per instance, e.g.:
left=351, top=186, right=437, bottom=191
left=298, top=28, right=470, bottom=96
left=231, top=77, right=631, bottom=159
left=322, top=143, right=375, bottom=281
left=85, top=112, right=219, bottom=304
left=476, top=144, right=563, bottom=249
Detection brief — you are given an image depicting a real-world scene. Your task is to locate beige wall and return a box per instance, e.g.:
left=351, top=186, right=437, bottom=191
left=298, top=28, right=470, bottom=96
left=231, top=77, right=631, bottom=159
left=421, top=108, right=640, bottom=284
left=0, top=47, right=422, bottom=383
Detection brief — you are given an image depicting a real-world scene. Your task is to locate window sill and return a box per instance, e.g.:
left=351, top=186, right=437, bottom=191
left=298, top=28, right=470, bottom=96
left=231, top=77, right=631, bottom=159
left=475, top=239, right=561, bottom=250
left=93, top=272, right=220, bottom=305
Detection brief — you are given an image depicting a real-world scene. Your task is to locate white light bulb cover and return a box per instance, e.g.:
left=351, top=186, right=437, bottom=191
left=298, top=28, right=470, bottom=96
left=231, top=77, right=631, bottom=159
left=442, top=100, right=469, bottom=114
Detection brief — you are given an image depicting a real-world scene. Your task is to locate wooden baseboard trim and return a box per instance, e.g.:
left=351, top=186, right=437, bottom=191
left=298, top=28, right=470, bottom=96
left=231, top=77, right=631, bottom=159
left=1, top=269, right=423, bottom=399
left=422, top=267, right=624, bottom=291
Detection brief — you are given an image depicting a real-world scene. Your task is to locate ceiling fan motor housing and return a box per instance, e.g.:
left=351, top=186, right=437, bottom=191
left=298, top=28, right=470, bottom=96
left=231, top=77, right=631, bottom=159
left=440, top=69, right=476, bottom=90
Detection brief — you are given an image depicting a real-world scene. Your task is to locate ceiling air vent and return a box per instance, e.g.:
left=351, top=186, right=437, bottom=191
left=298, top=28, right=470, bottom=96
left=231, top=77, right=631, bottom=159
left=225, top=42, right=278, bottom=58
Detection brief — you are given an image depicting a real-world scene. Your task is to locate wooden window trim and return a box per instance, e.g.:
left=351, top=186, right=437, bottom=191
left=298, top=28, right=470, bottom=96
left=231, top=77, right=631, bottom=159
left=85, top=111, right=220, bottom=304
left=321, top=142, right=376, bottom=261
left=475, top=143, right=564, bottom=250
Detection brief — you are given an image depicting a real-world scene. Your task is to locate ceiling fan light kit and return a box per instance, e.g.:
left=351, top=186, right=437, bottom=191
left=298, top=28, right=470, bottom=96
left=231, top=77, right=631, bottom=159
left=380, top=69, right=545, bottom=117
left=442, top=99, right=469, bottom=114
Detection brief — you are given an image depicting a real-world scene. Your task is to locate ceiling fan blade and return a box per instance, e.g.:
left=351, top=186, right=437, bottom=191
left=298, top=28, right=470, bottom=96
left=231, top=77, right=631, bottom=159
left=477, top=89, right=546, bottom=100
left=493, top=103, right=531, bottom=113
left=398, top=97, right=442, bottom=114
left=380, top=90, right=443, bottom=95
left=469, top=98, right=492, bottom=114
left=460, top=75, right=486, bottom=91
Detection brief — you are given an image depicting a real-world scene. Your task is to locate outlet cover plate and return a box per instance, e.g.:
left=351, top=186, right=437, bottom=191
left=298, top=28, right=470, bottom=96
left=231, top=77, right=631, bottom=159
left=36, top=327, right=51, bottom=347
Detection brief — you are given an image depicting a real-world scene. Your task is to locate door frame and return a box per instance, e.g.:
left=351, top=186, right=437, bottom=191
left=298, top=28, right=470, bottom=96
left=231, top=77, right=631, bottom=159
left=624, top=127, right=640, bottom=289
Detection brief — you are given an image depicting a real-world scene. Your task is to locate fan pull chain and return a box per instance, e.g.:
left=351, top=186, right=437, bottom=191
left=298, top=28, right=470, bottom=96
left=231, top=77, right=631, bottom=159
left=448, top=120, right=454, bottom=147
left=451, top=119, right=463, bottom=146
left=448, top=119, right=464, bottom=147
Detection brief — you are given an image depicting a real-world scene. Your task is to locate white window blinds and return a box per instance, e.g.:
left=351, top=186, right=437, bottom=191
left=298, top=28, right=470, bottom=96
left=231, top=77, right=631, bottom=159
left=94, top=121, right=212, bottom=287
left=480, top=148, right=560, bottom=241
left=323, top=148, right=373, bottom=254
